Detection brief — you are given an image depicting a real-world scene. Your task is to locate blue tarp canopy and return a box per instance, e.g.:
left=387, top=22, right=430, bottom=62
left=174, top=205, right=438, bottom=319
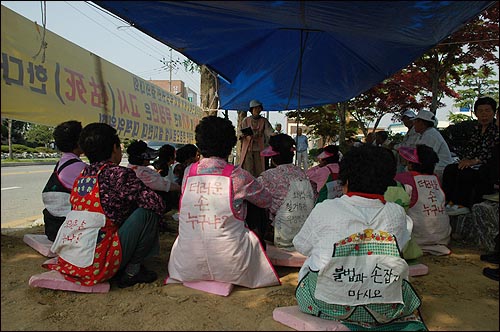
left=94, top=1, right=495, bottom=111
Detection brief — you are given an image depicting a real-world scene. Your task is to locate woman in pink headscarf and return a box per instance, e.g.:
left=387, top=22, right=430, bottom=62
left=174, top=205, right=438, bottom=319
left=306, top=145, right=343, bottom=204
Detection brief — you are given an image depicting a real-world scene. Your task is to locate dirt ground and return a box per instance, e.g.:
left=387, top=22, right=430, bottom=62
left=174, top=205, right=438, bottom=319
left=1, top=213, right=498, bottom=331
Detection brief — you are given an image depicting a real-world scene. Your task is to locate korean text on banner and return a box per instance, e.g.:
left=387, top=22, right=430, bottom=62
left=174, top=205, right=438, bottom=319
left=1, top=5, right=203, bottom=144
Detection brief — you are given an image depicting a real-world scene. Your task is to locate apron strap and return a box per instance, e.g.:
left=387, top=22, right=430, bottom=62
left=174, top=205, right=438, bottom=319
left=222, top=164, right=234, bottom=177
left=189, top=162, right=199, bottom=176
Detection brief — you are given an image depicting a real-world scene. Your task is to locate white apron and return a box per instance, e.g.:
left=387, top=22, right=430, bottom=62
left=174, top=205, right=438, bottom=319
left=274, top=179, right=315, bottom=249
left=408, top=174, right=451, bottom=247
left=167, top=162, right=280, bottom=288
left=315, top=254, right=408, bottom=306
left=51, top=210, right=106, bottom=268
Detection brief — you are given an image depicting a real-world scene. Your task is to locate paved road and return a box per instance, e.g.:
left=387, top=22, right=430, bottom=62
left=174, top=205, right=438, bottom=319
left=1, top=158, right=129, bottom=229
left=1, top=164, right=53, bottom=228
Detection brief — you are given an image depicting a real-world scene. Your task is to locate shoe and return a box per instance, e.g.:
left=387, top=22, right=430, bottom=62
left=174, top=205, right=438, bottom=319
left=172, top=212, right=179, bottom=222
left=480, top=252, right=499, bottom=264
left=483, top=267, right=499, bottom=281
left=482, top=193, right=499, bottom=202
left=118, top=265, right=158, bottom=288
left=446, top=204, right=470, bottom=216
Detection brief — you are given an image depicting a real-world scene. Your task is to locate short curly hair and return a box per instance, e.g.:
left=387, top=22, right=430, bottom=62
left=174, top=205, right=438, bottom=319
left=339, top=145, right=396, bottom=195
left=411, top=144, right=439, bottom=175
left=53, top=120, right=82, bottom=152
left=158, top=144, right=176, bottom=162
left=78, top=123, right=120, bottom=163
left=474, top=96, right=497, bottom=113
left=195, top=116, right=236, bottom=158
left=176, top=144, right=199, bottom=164
left=269, top=134, right=295, bottom=165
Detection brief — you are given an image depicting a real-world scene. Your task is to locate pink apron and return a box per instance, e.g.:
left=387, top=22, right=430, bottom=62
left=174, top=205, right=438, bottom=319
left=167, top=162, right=280, bottom=288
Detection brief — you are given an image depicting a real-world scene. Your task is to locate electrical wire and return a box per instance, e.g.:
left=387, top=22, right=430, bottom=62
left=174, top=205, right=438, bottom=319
left=32, top=1, right=47, bottom=63
left=64, top=1, right=201, bottom=94
left=83, top=2, right=169, bottom=59
left=64, top=1, right=163, bottom=64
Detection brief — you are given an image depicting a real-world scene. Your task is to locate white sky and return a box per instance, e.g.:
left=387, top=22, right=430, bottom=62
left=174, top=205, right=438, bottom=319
left=2, top=1, right=497, bottom=133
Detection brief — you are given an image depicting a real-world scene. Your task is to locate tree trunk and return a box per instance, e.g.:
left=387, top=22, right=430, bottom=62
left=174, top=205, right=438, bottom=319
left=372, top=115, right=383, bottom=132
left=8, top=119, right=13, bottom=159
left=200, top=65, right=219, bottom=117
left=234, top=110, right=248, bottom=165
left=338, top=102, right=347, bottom=152
left=430, top=51, right=441, bottom=115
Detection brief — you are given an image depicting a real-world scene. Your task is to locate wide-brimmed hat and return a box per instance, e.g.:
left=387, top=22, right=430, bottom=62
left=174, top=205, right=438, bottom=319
left=398, top=146, right=420, bottom=164
left=127, top=140, right=159, bottom=160
left=317, top=151, right=335, bottom=160
left=401, top=110, right=416, bottom=119
left=260, top=145, right=279, bottom=157
left=249, top=99, right=263, bottom=108
left=414, top=110, right=437, bottom=125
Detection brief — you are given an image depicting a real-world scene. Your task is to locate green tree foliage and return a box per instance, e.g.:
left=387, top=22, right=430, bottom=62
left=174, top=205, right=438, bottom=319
left=287, top=104, right=358, bottom=145
left=412, top=3, right=499, bottom=113
left=1, top=119, right=27, bottom=144
left=24, top=123, right=54, bottom=147
left=448, top=111, right=473, bottom=124
left=349, top=71, right=427, bottom=137
left=452, top=64, right=499, bottom=111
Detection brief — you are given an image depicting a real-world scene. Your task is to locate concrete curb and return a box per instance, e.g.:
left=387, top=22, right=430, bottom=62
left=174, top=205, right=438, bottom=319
left=1, top=161, right=57, bottom=167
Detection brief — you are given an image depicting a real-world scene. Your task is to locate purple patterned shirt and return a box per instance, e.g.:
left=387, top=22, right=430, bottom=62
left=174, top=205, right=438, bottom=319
left=80, top=161, right=165, bottom=226
left=257, top=163, right=311, bottom=222
left=182, top=157, right=271, bottom=220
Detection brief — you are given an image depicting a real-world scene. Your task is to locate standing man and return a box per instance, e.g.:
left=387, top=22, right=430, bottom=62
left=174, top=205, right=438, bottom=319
left=238, top=100, right=274, bottom=177
left=295, top=127, right=309, bottom=170
left=274, top=123, right=283, bottom=134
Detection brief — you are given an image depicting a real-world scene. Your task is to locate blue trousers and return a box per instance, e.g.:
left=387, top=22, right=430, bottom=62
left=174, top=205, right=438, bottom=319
left=118, top=208, right=161, bottom=269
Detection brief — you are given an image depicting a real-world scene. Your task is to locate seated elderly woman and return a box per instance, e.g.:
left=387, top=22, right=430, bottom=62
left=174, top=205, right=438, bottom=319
left=395, top=144, right=451, bottom=256
left=166, top=116, right=280, bottom=289
left=306, top=144, right=343, bottom=204
left=256, top=134, right=315, bottom=250
left=45, top=123, right=166, bottom=289
left=126, top=140, right=180, bottom=214
left=173, top=143, right=200, bottom=186
left=442, top=96, right=498, bottom=216
left=152, top=144, right=176, bottom=178
left=293, top=145, right=426, bottom=330
left=413, top=109, right=454, bottom=183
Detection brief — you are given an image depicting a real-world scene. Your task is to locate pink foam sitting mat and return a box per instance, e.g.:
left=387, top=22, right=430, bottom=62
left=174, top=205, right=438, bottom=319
left=29, top=270, right=110, bottom=293
left=408, top=263, right=429, bottom=277
left=163, top=276, right=233, bottom=296
left=23, top=234, right=57, bottom=258
left=273, top=306, right=351, bottom=331
left=183, top=280, right=234, bottom=296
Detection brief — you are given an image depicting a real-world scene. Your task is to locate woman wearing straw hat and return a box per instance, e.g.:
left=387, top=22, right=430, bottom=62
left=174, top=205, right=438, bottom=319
left=238, top=100, right=274, bottom=177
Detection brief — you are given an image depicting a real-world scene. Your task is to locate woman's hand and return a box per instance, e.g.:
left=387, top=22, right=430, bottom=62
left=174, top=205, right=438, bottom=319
left=458, top=158, right=480, bottom=170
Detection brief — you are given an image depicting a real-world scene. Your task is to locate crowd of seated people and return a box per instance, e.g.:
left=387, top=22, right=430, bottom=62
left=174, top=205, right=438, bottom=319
left=31, top=94, right=497, bottom=327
